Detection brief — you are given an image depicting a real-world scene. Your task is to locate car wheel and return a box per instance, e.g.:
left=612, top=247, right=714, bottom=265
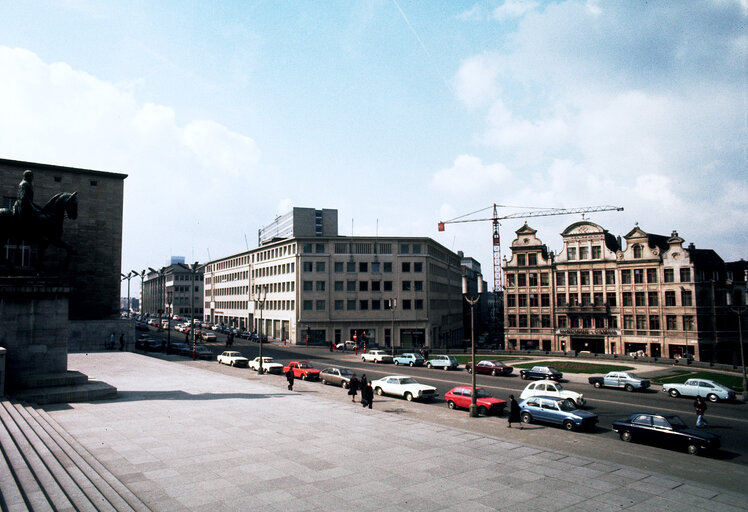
left=563, top=420, right=575, bottom=431
left=447, top=401, right=456, bottom=410
left=343, top=382, right=349, bottom=389
left=405, top=392, right=413, bottom=402
left=373, top=359, right=377, bottom=364
left=624, top=384, right=634, bottom=392
left=362, top=357, right=366, bottom=362
left=467, top=367, right=472, bottom=374
left=707, top=393, right=719, bottom=403
left=687, top=443, right=699, bottom=455
left=593, top=381, right=602, bottom=388
left=620, top=431, right=632, bottom=442
left=444, top=366, right=448, bottom=371
left=321, top=379, right=327, bottom=386
left=375, top=387, right=383, bottom=396
left=230, top=361, right=234, bottom=367
left=427, top=363, right=432, bottom=369
left=478, top=405, right=488, bottom=416
left=394, top=360, right=400, bottom=366
left=491, top=370, right=497, bottom=377
left=409, top=362, right=414, bottom=367
left=520, top=412, right=532, bottom=424
left=521, top=373, right=527, bottom=380
left=669, top=389, right=680, bottom=398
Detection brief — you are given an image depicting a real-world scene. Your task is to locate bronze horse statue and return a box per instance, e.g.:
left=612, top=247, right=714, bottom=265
left=0, top=191, right=78, bottom=270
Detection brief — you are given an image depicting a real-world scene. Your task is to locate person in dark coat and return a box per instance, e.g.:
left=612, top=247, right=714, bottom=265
left=119, top=333, right=125, bottom=351
left=694, top=396, right=708, bottom=427
left=360, top=374, right=368, bottom=406
left=362, top=382, right=374, bottom=409
left=348, top=375, right=359, bottom=402
left=508, top=395, right=522, bottom=429
left=285, top=368, right=295, bottom=391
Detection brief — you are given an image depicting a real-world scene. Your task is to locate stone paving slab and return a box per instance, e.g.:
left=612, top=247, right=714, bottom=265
left=39, top=353, right=748, bottom=512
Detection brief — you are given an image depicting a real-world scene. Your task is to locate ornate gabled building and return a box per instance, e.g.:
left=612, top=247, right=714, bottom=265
left=504, top=221, right=744, bottom=363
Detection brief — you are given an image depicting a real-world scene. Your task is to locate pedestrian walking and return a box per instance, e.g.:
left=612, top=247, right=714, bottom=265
left=360, top=374, right=368, bottom=394
left=348, top=375, right=359, bottom=403
left=119, top=333, right=125, bottom=351
left=508, top=395, right=522, bottom=429
left=362, top=382, right=374, bottom=409
left=695, top=396, right=708, bottom=427
left=286, top=367, right=295, bottom=391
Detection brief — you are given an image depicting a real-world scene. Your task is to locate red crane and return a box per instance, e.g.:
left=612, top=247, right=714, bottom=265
left=438, top=204, right=624, bottom=329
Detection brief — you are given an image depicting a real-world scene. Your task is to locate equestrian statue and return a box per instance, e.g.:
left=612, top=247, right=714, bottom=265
left=0, top=170, right=78, bottom=271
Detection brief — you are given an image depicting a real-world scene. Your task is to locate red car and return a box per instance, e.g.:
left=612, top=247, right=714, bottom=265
left=283, top=361, right=321, bottom=380
left=445, top=386, right=506, bottom=416
left=464, top=360, right=514, bottom=376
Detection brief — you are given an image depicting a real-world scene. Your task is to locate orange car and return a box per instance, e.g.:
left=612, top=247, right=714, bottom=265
left=283, top=361, right=321, bottom=380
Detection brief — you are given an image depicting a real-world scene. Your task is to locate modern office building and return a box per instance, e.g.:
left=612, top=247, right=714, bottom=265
left=205, top=209, right=464, bottom=348
left=503, top=220, right=746, bottom=363
left=142, top=264, right=204, bottom=320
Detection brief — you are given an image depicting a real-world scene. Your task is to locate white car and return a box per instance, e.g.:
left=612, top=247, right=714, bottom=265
left=520, top=380, right=586, bottom=407
left=248, top=357, right=284, bottom=374
left=371, top=376, right=438, bottom=402
left=361, top=350, right=393, bottom=364
left=217, top=351, right=249, bottom=367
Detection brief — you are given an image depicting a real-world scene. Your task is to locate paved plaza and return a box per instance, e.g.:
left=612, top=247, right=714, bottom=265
left=40, top=352, right=748, bottom=511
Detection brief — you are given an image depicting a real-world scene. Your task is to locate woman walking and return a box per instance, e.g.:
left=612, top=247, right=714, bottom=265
left=508, top=395, right=522, bottom=430
left=348, top=375, right=359, bottom=403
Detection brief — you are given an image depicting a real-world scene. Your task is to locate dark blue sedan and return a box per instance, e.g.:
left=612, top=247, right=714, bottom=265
left=612, top=412, right=720, bottom=455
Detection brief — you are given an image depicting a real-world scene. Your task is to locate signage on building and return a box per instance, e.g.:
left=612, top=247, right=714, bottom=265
left=556, top=328, right=620, bottom=336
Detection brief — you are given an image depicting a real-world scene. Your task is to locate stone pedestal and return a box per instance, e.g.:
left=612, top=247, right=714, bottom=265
left=0, top=277, right=116, bottom=403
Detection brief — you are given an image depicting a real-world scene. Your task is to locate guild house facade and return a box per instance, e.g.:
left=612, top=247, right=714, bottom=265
left=504, top=221, right=746, bottom=364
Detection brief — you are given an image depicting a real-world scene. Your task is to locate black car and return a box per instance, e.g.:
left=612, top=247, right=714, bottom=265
left=612, top=412, right=720, bottom=455
left=166, top=342, right=191, bottom=356
left=519, top=365, right=563, bottom=381
left=136, top=336, right=163, bottom=352
left=135, top=322, right=150, bottom=332
left=193, top=345, right=214, bottom=360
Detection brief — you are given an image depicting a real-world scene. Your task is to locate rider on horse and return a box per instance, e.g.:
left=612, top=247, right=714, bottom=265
left=12, top=170, right=43, bottom=232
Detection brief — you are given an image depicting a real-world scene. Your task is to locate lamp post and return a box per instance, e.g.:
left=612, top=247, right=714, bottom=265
left=255, top=284, right=267, bottom=373
left=121, top=271, right=136, bottom=317
left=727, top=287, right=748, bottom=401
left=133, top=270, right=146, bottom=316
left=178, top=261, right=205, bottom=360
left=463, top=273, right=483, bottom=417
left=389, top=298, right=397, bottom=357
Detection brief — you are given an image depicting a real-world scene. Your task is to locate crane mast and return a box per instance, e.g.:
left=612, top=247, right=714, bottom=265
left=439, top=204, right=624, bottom=338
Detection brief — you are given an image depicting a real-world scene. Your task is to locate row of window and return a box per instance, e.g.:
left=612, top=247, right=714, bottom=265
left=508, top=314, right=695, bottom=331
left=250, top=282, right=295, bottom=295
left=506, top=267, right=692, bottom=287
left=303, top=299, right=425, bottom=311
left=210, top=300, right=296, bottom=312
left=302, top=280, right=425, bottom=293
left=506, top=289, right=694, bottom=308
left=302, top=242, right=424, bottom=255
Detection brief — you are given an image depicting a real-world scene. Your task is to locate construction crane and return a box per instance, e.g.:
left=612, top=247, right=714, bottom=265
left=438, top=204, right=624, bottom=332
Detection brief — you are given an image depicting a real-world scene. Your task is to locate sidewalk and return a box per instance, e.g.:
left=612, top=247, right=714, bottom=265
left=44, top=352, right=748, bottom=511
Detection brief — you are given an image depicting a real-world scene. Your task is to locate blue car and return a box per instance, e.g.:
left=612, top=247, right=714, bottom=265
left=519, top=396, right=598, bottom=431
left=393, top=353, right=425, bottom=367
left=426, top=354, right=459, bottom=370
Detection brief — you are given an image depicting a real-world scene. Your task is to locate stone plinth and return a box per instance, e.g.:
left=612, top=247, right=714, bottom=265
left=0, top=277, right=70, bottom=392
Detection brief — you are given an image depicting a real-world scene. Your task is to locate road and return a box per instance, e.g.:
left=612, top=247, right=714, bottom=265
left=139, top=328, right=748, bottom=491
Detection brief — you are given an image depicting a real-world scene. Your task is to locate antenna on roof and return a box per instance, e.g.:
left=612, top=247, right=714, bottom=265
left=244, top=234, right=249, bottom=251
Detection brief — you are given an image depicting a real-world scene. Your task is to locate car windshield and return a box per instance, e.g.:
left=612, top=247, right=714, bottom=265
left=627, top=373, right=641, bottom=379
left=666, top=415, right=687, bottom=429
left=554, top=383, right=565, bottom=391
left=340, top=370, right=354, bottom=377
left=398, top=378, right=418, bottom=384
left=298, top=363, right=312, bottom=369
left=547, top=367, right=559, bottom=373
left=558, top=400, right=576, bottom=411
left=475, top=389, right=491, bottom=398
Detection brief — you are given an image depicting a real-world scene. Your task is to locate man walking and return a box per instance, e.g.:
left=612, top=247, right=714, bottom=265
left=694, top=396, right=708, bottom=427
left=286, top=367, right=295, bottom=391
left=507, top=395, right=522, bottom=429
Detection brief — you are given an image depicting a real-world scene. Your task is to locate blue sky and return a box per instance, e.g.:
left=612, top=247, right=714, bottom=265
left=0, top=1, right=745, bottom=298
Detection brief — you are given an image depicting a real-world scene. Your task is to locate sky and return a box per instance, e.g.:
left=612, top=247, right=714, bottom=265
left=0, top=0, right=745, bottom=299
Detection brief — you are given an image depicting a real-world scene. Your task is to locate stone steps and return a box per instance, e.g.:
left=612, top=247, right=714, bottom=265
left=9, top=371, right=117, bottom=406
left=0, top=399, right=150, bottom=511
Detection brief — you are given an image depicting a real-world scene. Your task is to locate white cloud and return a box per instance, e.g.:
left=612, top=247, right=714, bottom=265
left=492, top=0, right=539, bottom=21
left=432, top=154, right=512, bottom=194
left=453, top=54, right=501, bottom=110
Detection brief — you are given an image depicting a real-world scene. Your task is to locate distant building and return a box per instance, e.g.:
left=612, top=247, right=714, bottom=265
left=0, top=158, right=126, bottom=320
left=503, top=221, right=746, bottom=363
left=142, top=264, right=204, bottom=319
left=207, top=209, right=464, bottom=348
left=170, top=256, right=185, bottom=265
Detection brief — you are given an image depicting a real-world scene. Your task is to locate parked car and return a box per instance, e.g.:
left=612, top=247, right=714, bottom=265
left=445, top=386, right=506, bottom=416
left=199, top=331, right=217, bottom=342
left=320, top=368, right=356, bottom=388
left=612, top=412, right=721, bottom=455
left=135, top=336, right=162, bottom=352
left=193, top=345, right=214, bottom=360
left=519, top=365, right=563, bottom=381
left=217, top=351, right=249, bottom=367
left=393, top=353, right=425, bottom=367
left=465, top=360, right=513, bottom=376
left=371, top=376, right=438, bottom=402
left=361, top=350, right=393, bottom=364
left=135, top=321, right=150, bottom=332
left=588, top=372, right=650, bottom=392
left=248, top=357, right=284, bottom=374
left=520, top=380, right=585, bottom=407
left=283, top=361, right=321, bottom=380
left=166, top=342, right=191, bottom=355
left=519, top=397, right=598, bottom=431
left=426, top=354, right=459, bottom=370
left=662, top=379, right=735, bottom=402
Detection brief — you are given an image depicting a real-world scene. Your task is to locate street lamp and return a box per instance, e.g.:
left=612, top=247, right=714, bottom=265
left=121, top=271, right=136, bottom=317
left=255, top=284, right=268, bottom=373
left=178, top=261, right=205, bottom=360
left=463, top=273, right=483, bottom=417
left=727, top=289, right=748, bottom=401
left=389, top=298, right=397, bottom=357
left=133, top=270, right=146, bottom=315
